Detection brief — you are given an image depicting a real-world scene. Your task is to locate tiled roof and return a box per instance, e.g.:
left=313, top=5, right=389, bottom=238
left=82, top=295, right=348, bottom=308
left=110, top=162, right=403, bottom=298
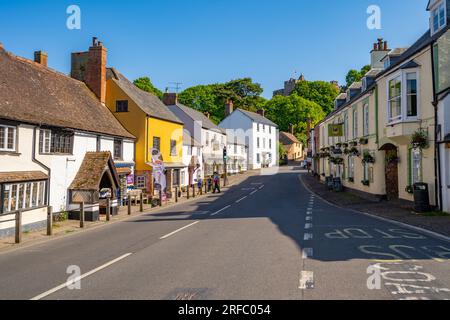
left=107, top=68, right=183, bottom=125
left=349, top=82, right=362, bottom=89
left=168, top=103, right=224, bottom=133
left=237, top=109, right=278, bottom=127
left=279, top=132, right=300, bottom=145
left=69, top=152, right=119, bottom=190
left=0, top=171, right=48, bottom=183
left=0, top=49, right=134, bottom=139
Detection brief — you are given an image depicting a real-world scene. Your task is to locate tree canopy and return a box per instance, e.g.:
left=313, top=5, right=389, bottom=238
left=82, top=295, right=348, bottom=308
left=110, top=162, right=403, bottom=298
left=344, top=65, right=371, bottom=89
left=292, top=81, right=340, bottom=115
left=133, top=77, right=164, bottom=99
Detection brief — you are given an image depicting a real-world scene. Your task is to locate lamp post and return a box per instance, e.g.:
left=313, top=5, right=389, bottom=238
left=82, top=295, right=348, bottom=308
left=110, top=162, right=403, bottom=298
left=223, top=146, right=228, bottom=187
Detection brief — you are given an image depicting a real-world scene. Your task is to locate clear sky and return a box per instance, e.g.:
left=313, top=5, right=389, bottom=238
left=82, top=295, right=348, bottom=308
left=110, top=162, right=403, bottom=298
left=0, top=0, right=430, bottom=98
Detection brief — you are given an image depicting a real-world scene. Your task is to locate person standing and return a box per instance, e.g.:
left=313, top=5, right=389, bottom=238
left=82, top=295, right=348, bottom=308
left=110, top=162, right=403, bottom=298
left=213, top=172, right=221, bottom=194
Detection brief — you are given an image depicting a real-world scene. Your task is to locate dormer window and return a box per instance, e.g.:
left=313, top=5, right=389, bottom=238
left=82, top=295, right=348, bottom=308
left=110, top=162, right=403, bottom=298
left=431, top=1, right=447, bottom=35
left=384, top=57, right=390, bottom=69
left=362, top=78, right=367, bottom=91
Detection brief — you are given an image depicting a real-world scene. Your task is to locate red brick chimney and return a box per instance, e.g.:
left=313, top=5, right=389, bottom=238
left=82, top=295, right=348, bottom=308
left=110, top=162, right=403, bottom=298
left=34, top=51, right=48, bottom=67
left=162, top=93, right=178, bottom=106
left=204, top=112, right=210, bottom=119
left=71, top=37, right=107, bottom=104
left=257, top=108, right=265, bottom=117
left=289, top=124, right=295, bottom=135
left=224, top=99, right=234, bottom=117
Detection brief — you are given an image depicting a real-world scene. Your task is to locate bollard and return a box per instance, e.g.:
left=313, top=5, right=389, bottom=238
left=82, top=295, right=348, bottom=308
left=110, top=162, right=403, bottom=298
left=205, top=181, right=207, bottom=194
left=140, top=193, right=144, bottom=212
left=192, top=184, right=196, bottom=198
left=15, top=210, right=22, bottom=244
left=47, top=206, right=53, bottom=236
left=175, top=187, right=178, bottom=203
left=187, top=186, right=190, bottom=199
left=106, top=198, right=111, bottom=222
left=200, top=182, right=203, bottom=195
left=159, top=189, right=163, bottom=207
left=79, top=202, right=85, bottom=228
left=128, top=196, right=131, bottom=215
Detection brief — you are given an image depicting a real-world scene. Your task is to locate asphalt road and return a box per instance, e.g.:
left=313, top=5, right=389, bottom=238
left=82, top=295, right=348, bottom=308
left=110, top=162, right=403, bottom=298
left=0, top=165, right=449, bottom=300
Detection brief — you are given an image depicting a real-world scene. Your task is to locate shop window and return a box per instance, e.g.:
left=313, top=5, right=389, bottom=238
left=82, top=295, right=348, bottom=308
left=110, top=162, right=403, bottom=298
left=136, top=176, right=146, bottom=189
left=1, top=181, right=47, bottom=214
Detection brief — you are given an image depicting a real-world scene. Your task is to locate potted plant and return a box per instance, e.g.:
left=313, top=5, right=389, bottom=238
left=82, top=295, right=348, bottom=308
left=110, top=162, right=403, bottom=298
left=362, top=151, right=375, bottom=164
left=348, top=177, right=354, bottom=183
left=342, top=143, right=349, bottom=148
left=411, top=130, right=429, bottom=149
left=350, top=141, right=358, bottom=147
left=343, top=148, right=350, bottom=155
left=359, top=137, right=369, bottom=145
left=361, top=180, right=370, bottom=186
left=330, top=157, right=344, bottom=165
left=336, top=143, right=342, bottom=148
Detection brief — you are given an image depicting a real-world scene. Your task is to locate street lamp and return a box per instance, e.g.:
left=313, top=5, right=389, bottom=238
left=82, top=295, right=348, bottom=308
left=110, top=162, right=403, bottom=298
left=223, top=146, right=228, bottom=186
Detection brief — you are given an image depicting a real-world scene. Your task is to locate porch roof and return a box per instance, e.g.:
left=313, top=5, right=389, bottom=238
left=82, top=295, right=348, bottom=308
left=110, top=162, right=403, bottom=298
left=0, top=171, right=48, bottom=184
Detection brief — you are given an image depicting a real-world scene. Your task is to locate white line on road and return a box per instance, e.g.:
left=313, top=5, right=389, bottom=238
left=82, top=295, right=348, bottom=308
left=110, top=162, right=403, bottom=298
left=299, top=271, right=314, bottom=289
left=306, top=216, right=313, bottom=221
left=259, top=185, right=265, bottom=190
left=305, top=223, right=313, bottom=229
left=304, top=233, right=313, bottom=240
left=307, top=211, right=313, bottom=215
left=250, top=190, right=258, bottom=195
left=30, top=253, right=133, bottom=300
left=211, top=205, right=232, bottom=216
left=160, top=221, right=200, bottom=239
left=236, top=196, right=247, bottom=203
left=302, top=248, right=313, bottom=259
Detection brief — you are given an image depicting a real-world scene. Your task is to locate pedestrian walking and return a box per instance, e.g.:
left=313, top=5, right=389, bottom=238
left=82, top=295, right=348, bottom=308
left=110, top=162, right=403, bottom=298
left=212, top=172, right=221, bottom=194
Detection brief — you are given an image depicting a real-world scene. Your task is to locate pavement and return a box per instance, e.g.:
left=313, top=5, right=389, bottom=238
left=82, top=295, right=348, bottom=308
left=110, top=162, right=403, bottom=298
left=301, top=173, right=450, bottom=237
left=0, top=165, right=449, bottom=300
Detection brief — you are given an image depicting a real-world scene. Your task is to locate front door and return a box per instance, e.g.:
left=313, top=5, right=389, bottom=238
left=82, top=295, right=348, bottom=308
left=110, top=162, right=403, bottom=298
left=385, top=149, right=399, bottom=200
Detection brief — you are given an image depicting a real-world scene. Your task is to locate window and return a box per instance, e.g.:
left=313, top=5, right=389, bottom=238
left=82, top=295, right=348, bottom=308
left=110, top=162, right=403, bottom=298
left=234, top=143, right=237, bottom=153
left=136, top=176, right=146, bottom=189
left=363, top=162, right=369, bottom=181
left=431, top=1, right=447, bottom=34
left=348, top=157, right=354, bottom=179
left=153, top=137, right=161, bottom=151
left=344, top=113, right=349, bottom=141
left=116, top=100, right=129, bottom=112
left=187, top=145, right=192, bottom=156
left=113, top=139, right=123, bottom=160
left=257, top=138, right=260, bottom=148
left=269, top=139, right=272, bottom=149
left=170, top=140, right=177, bottom=156
left=256, top=153, right=261, bottom=164
left=39, top=129, right=74, bottom=154
left=406, top=73, right=418, bottom=117
left=263, top=138, right=266, bottom=149
left=257, top=124, right=260, bottom=132
left=352, top=109, right=358, bottom=139
left=363, top=104, right=369, bottom=136
left=1, top=181, right=47, bottom=214
left=263, top=125, right=265, bottom=132
left=205, top=132, right=209, bottom=146
left=0, top=125, right=16, bottom=152
left=269, top=126, right=272, bottom=134
left=387, top=71, right=419, bottom=123
left=410, top=148, right=422, bottom=184
left=388, top=76, right=402, bottom=122
left=173, top=169, right=180, bottom=186
left=181, top=171, right=186, bottom=186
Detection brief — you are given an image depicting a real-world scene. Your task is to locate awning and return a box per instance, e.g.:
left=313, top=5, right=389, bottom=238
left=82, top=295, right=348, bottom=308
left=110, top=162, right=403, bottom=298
left=0, top=171, right=48, bottom=184
left=146, top=162, right=187, bottom=169
left=114, top=161, right=135, bottom=168
left=116, top=167, right=132, bottom=175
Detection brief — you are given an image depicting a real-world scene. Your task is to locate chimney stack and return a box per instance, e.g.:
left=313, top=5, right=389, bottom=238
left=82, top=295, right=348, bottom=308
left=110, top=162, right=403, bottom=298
left=34, top=51, right=48, bottom=67
left=204, top=112, right=210, bottom=119
left=162, top=92, right=178, bottom=106
left=257, top=108, right=265, bottom=117
left=71, top=37, right=107, bottom=104
left=370, top=38, right=390, bottom=70
left=289, top=124, right=294, bottom=135
left=224, top=99, right=234, bottom=117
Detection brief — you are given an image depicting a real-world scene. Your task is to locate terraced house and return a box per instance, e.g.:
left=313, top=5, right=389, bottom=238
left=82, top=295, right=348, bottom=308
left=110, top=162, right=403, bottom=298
left=314, top=1, right=450, bottom=211
left=0, top=43, right=135, bottom=237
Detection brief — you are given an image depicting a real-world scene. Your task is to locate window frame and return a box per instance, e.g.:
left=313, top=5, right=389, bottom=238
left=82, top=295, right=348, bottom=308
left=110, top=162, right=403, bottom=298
left=170, top=139, right=177, bottom=157
left=0, top=124, right=17, bottom=152
left=363, top=103, right=370, bottom=137
left=352, top=108, right=358, bottom=139
left=386, top=69, right=420, bottom=124
left=135, top=176, right=146, bottom=189
left=113, top=139, right=123, bottom=161
left=431, top=1, right=447, bottom=35
left=348, top=156, right=355, bottom=180
left=153, top=136, right=161, bottom=151
left=39, top=129, right=74, bottom=155
left=1, top=180, right=47, bottom=214
left=115, top=100, right=129, bottom=113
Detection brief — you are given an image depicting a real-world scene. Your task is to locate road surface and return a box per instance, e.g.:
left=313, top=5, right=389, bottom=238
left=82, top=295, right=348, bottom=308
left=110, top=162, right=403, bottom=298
left=0, top=165, right=449, bottom=300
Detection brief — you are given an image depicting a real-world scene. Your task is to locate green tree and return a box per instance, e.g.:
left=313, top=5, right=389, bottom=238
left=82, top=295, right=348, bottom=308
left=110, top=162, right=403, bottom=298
left=344, top=65, right=371, bottom=89
left=133, top=77, right=163, bottom=99
left=178, top=84, right=224, bottom=124
left=264, top=94, right=325, bottom=145
left=292, top=81, right=340, bottom=115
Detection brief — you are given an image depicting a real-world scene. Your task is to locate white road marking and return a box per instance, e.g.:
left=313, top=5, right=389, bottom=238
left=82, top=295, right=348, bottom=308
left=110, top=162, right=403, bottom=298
left=236, top=196, right=247, bottom=203
left=259, top=185, right=265, bottom=190
left=299, top=271, right=314, bottom=289
left=304, top=233, right=313, bottom=240
left=251, top=183, right=263, bottom=185
left=306, top=216, right=313, bottom=221
left=250, top=190, right=258, bottom=195
left=305, top=223, right=313, bottom=229
left=30, top=253, right=132, bottom=300
left=307, top=211, right=313, bottom=215
left=302, top=248, right=313, bottom=259
left=241, top=188, right=255, bottom=191
left=160, top=221, right=200, bottom=239
left=211, top=205, right=232, bottom=216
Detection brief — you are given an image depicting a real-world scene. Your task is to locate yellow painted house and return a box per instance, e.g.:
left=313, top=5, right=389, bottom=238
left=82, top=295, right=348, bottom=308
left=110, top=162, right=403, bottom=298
left=105, top=68, right=185, bottom=194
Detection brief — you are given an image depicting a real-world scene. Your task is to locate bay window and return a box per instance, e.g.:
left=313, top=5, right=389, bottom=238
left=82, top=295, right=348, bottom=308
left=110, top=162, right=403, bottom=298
left=0, top=125, right=17, bottom=152
left=1, top=181, right=47, bottom=214
left=387, top=70, right=419, bottom=123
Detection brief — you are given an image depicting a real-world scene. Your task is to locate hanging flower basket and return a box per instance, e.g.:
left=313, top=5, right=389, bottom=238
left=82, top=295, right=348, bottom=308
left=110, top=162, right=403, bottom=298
left=411, top=130, right=429, bottom=149
left=336, top=143, right=342, bottom=148
left=350, top=141, right=358, bottom=147
left=342, top=143, right=349, bottom=148
left=362, top=151, right=375, bottom=164
left=343, top=148, right=350, bottom=155
left=405, top=185, right=414, bottom=194
left=385, top=153, right=400, bottom=164
left=320, top=152, right=330, bottom=158
left=330, top=157, right=344, bottom=165
left=361, top=180, right=370, bottom=186
left=359, top=138, right=369, bottom=145
left=349, top=147, right=360, bottom=157
left=348, top=177, right=354, bottom=183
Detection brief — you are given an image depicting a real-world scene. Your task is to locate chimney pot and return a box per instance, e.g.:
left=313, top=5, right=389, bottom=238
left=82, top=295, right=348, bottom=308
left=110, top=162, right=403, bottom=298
left=204, top=112, right=210, bottom=119
left=92, top=37, right=98, bottom=46
left=34, top=51, right=48, bottom=67
left=384, top=41, right=388, bottom=50
left=162, top=93, right=178, bottom=106
left=224, top=99, right=234, bottom=117
left=257, top=108, right=265, bottom=117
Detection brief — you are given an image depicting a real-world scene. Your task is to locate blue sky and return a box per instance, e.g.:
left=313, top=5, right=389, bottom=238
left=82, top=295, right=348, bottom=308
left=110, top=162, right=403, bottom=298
left=0, top=0, right=430, bottom=98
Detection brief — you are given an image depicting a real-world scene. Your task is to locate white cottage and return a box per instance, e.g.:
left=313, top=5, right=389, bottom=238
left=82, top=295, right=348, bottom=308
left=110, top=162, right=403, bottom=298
left=0, top=45, right=135, bottom=236
left=219, top=104, right=278, bottom=170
